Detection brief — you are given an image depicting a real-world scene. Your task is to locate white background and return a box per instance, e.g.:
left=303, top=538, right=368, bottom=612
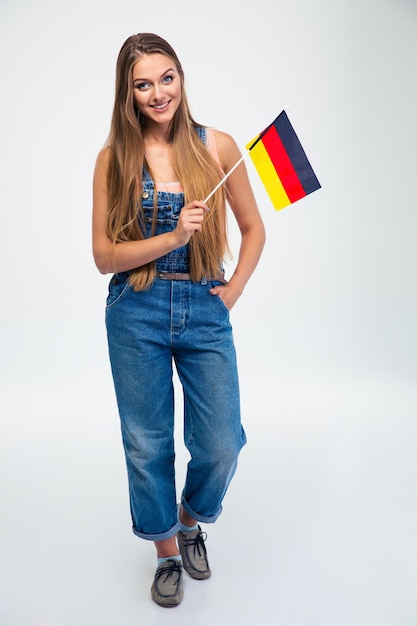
left=1, top=0, right=416, bottom=624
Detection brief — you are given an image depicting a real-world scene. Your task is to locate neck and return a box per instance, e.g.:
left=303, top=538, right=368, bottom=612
left=143, top=121, right=172, bottom=146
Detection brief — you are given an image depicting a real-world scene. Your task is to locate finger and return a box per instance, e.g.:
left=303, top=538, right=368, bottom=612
left=188, top=201, right=210, bottom=213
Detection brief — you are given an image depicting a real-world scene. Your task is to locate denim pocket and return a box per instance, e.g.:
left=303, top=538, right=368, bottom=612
left=142, top=196, right=182, bottom=234
left=209, top=280, right=230, bottom=313
left=106, top=274, right=131, bottom=309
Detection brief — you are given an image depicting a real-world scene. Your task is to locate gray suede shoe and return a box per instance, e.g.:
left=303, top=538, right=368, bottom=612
left=177, top=525, right=211, bottom=580
left=151, top=559, right=184, bottom=607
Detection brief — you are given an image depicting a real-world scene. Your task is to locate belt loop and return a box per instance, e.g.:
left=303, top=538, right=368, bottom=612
left=200, top=276, right=208, bottom=285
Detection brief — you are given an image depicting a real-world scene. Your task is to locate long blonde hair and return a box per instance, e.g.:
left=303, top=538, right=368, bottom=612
left=106, top=33, right=228, bottom=290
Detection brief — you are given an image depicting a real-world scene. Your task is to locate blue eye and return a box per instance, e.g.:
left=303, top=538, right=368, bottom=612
left=162, top=75, right=173, bottom=84
left=135, top=82, right=150, bottom=91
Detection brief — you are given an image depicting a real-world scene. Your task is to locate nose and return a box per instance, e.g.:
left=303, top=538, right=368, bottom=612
left=152, top=84, right=163, bottom=101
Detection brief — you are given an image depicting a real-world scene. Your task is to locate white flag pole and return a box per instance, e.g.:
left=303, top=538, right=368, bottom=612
left=203, top=150, right=249, bottom=204
left=203, top=106, right=289, bottom=205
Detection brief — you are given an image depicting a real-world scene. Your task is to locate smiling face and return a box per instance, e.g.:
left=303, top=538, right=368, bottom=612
left=132, top=53, right=182, bottom=128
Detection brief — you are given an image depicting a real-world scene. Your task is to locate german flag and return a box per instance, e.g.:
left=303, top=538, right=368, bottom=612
left=246, top=110, right=321, bottom=211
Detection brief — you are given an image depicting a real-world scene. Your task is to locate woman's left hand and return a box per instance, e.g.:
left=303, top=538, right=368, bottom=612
left=209, top=283, right=240, bottom=311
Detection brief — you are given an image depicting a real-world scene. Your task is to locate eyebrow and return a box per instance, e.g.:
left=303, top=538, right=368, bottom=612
left=133, top=68, right=176, bottom=85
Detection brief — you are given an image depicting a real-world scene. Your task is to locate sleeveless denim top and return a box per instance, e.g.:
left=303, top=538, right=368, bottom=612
left=140, top=126, right=207, bottom=274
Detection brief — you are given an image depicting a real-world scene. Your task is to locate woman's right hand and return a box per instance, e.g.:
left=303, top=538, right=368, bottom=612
left=174, top=201, right=209, bottom=246
left=93, top=150, right=211, bottom=274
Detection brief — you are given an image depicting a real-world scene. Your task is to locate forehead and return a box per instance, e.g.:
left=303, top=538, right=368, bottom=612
left=132, top=53, right=175, bottom=80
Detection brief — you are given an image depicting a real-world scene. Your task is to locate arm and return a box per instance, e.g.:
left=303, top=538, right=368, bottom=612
left=92, top=148, right=208, bottom=274
left=211, top=130, right=266, bottom=309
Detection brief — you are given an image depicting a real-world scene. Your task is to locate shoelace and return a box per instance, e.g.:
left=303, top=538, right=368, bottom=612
left=183, top=529, right=208, bottom=558
left=156, top=560, right=182, bottom=585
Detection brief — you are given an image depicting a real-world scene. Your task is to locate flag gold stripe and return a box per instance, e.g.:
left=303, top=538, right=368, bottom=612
left=247, top=136, right=291, bottom=211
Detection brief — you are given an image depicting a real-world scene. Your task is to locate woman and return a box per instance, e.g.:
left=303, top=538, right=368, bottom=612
left=92, top=33, right=265, bottom=607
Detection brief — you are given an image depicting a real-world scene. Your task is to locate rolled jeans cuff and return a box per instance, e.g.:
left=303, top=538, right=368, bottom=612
left=132, top=520, right=181, bottom=542
left=181, top=497, right=223, bottom=524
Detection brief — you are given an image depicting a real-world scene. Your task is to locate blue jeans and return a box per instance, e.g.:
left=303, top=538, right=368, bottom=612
left=105, top=272, right=246, bottom=541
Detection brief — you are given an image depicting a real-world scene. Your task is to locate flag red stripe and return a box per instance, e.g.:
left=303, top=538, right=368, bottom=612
left=261, top=125, right=307, bottom=203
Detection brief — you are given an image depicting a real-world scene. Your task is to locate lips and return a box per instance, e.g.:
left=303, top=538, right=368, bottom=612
left=150, top=100, right=171, bottom=112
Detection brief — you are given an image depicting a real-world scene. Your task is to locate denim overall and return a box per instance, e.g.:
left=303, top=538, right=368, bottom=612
left=105, top=127, right=246, bottom=541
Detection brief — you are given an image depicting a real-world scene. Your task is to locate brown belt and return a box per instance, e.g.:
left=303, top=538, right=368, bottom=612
left=157, top=271, right=227, bottom=285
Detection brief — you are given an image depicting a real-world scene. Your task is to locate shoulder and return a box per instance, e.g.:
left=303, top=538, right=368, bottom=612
left=95, top=146, right=112, bottom=170
left=93, top=146, right=112, bottom=193
left=212, top=129, right=241, bottom=172
left=94, top=146, right=112, bottom=180
left=212, top=128, right=239, bottom=153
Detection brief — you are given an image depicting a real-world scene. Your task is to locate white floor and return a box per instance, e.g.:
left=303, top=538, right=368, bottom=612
left=1, top=366, right=416, bottom=626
